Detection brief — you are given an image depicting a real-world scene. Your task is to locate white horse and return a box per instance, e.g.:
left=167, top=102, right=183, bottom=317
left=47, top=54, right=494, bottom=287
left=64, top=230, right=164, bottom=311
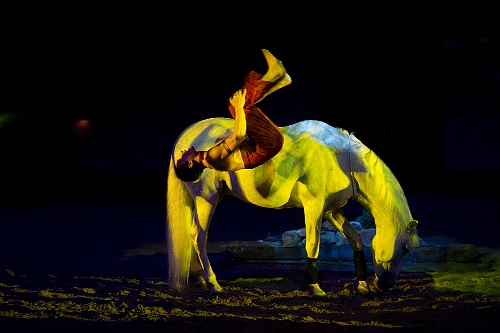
left=166, top=118, right=419, bottom=296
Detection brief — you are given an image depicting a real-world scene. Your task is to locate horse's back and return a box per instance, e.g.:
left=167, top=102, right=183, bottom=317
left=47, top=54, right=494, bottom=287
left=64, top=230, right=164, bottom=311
left=174, top=118, right=352, bottom=153
left=172, top=118, right=360, bottom=208
left=280, top=120, right=352, bottom=151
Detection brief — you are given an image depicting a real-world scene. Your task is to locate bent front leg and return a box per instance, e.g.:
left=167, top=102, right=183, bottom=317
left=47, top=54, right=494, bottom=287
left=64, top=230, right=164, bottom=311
left=324, top=209, right=363, bottom=251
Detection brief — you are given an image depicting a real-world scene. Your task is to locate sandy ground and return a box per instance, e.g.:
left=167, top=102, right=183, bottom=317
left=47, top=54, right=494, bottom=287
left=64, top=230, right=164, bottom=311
left=1, top=193, right=500, bottom=331
left=1, top=253, right=500, bottom=332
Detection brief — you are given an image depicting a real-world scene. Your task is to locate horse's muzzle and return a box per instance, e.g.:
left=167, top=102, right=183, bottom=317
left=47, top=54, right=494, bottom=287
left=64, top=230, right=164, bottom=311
left=373, top=276, right=394, bottom=292
left=373, top=263, right=399, bottom=291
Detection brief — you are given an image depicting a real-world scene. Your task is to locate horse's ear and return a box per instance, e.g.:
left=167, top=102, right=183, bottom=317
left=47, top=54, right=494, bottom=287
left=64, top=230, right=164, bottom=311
left=406, top=220, right=420, bottom=251
left=406, top=220, right=418, bottom=233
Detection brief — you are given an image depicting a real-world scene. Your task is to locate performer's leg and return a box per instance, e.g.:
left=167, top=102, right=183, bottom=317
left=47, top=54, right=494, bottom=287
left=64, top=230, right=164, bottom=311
left=225, top=50, right=287, bottom=169
left=260, top=49, right=286, bottom=82
left=256, top=49, right=291, bottom=103
left=228, top=49, right=291, bottom=117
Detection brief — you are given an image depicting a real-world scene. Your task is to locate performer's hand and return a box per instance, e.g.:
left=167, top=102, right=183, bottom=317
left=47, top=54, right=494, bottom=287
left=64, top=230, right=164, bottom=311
left=229, top=89, right=247, bottom=109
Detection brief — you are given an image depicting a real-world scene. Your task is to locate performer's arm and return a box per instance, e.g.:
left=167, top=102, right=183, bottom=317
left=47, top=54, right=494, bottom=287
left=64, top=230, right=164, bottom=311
left=204, top=89, right=247, bottom=166
left=223, top=89, right=247, bottom=156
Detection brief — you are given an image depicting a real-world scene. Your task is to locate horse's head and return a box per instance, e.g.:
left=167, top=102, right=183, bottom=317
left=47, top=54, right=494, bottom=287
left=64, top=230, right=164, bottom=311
left=371, top=220, right=419, bottom=291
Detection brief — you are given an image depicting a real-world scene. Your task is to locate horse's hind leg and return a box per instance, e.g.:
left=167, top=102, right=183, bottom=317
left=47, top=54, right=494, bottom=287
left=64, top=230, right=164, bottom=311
left=191, top=196, right=222, bottom=295
left=190, top=249, right=206, bottom=288
left=324, top=209, right=371, bottom=296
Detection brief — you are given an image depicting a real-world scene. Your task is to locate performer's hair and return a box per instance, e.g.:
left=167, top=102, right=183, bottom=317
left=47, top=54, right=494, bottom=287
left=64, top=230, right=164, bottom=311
left=174, top=161, right=204, bottom=182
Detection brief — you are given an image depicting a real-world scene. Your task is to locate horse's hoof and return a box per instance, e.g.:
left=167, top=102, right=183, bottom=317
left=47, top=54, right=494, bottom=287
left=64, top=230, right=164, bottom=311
left=194, top=282, right=207, bottom=290
left=193, top=277, right=208, bottom=289
left=371, top=283, right=386, bottom=295
left=209, top=283, right=224, bottom=295
left=357, top=281, right=372, bottom=297
left=308, top=283, right=327, bottom=298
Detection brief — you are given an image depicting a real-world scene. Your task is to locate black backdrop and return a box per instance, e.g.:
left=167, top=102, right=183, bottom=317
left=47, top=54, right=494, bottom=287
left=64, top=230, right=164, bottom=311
left=1, top=11, right=499, bottom=199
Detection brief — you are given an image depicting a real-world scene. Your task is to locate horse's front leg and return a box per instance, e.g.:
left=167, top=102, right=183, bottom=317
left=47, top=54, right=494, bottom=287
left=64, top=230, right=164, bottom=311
left=302, top=200, right=327, bottom=297
left=324, top=209, right=371, bottom=296
left=191, top=196, right=222, bottom=295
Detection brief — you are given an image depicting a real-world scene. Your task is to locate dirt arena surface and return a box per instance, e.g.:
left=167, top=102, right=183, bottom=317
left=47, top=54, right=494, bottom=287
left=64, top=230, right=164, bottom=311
left=1, top=193, right=499, bottom=331
left=1, top=256, right=500, bottom=332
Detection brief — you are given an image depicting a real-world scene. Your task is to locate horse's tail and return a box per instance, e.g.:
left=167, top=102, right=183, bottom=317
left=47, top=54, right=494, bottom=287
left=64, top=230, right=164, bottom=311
left=166, top=154, right=194, bottom=290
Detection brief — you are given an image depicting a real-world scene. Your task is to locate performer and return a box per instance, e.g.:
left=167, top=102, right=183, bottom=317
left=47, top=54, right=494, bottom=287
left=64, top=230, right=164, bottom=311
left=174, top=49, right=291, bottom=182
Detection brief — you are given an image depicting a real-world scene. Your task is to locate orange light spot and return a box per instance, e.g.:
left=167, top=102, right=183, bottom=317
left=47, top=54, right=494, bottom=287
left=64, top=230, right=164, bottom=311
left=71, top=119, right=93, bottom=136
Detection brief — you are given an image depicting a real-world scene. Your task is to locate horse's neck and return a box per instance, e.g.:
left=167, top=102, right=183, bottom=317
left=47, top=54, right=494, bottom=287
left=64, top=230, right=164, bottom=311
left=353, top=150, right=411, bottom=232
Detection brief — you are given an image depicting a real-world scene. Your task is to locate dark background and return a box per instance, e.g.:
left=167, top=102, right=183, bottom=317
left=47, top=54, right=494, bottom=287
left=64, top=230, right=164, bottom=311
left=2, top=12, right=499, bottom=194
left=1, top=9, right=500, bottom=272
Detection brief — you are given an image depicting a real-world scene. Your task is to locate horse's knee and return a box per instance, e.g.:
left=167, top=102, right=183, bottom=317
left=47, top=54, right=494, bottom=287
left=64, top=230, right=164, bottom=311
left=305, top=242, right=320, bottom=258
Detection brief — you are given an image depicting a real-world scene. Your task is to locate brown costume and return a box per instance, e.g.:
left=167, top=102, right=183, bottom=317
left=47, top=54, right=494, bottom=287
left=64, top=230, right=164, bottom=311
left=227, top=71, right=284, bottom=168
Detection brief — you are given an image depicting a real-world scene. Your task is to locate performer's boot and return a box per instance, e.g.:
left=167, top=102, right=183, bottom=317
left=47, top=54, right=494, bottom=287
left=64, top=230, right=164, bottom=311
left=255, top=49, right=291, bottom=103
left=261, top=49, right=286, bottom=82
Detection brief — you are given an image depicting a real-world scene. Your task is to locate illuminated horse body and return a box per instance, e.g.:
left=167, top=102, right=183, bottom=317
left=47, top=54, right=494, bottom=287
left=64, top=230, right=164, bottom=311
left=166, top=118, right=419, bottom=296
